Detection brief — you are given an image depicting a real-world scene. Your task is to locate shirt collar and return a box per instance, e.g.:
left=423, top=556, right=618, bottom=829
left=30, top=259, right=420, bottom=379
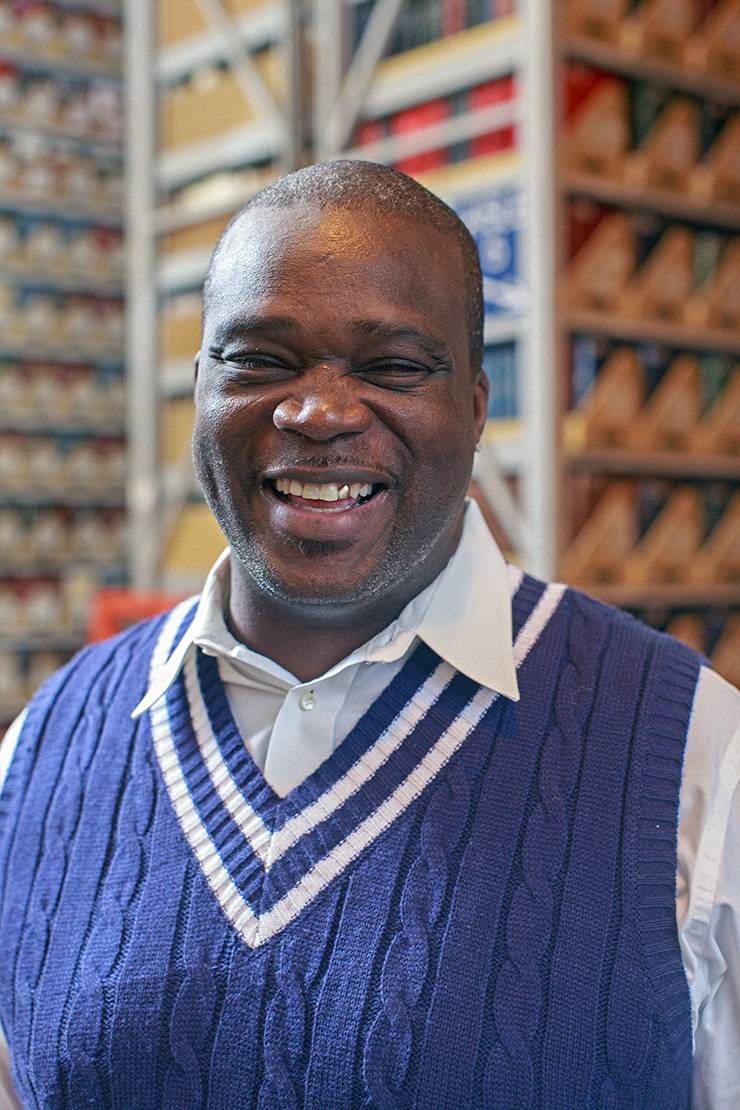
left=132, top=499, right=519, bottom=718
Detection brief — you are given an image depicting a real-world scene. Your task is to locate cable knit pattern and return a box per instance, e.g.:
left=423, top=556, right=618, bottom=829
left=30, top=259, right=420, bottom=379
left=0, top=579, right=700, bottom=1108
left=486, top=594, right=607, bottom=1106
left=257, top=886, right=343, bottom=1109
left=362, top=752, right=474, bottom=1108
left=64, top=717, right=157, bottom=1107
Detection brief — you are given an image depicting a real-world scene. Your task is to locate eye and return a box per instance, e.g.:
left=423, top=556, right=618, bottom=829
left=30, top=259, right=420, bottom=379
left=355, top=361, right=436, bottom=388
left=210, top=350, right=293, bottom=381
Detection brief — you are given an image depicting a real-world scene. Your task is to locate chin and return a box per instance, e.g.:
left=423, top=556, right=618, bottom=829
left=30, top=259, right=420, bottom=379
left=229, top=533, right=405, bottom=611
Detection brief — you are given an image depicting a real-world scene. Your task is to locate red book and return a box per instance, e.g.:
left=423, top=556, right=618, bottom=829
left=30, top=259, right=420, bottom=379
left=441, top=0, right=466, bottom=37
left=564, top=64, right=621, bottom=119
left=468, top=75, right=516, bottom=158
left=355, top=119, right=386, bottom=148
left=468, top=74, right=515, bottom=109
left=391, top=98, right=450, bottom=175
left=469, top=124, right=516, bottom=158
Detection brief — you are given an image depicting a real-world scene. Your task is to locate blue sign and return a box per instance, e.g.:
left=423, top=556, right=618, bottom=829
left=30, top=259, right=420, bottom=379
left=454, top=185, right=528, bottom=317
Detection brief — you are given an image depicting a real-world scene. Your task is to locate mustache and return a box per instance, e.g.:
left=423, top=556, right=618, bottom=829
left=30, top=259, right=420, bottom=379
left=260, top=454, right=399, bottom=478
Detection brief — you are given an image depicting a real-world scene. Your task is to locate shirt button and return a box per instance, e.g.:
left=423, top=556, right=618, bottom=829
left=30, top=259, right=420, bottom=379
left=299, top=691, right=316, bottom=711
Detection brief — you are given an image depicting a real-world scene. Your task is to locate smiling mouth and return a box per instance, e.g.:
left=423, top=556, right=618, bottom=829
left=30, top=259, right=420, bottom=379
left=268, top=477, right=385, bottom=511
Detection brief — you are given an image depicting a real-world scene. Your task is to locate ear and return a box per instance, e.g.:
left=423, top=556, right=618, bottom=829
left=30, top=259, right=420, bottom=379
left=193, top=350, right=201, bottom=391
left=472, top=368, right=489, bottom=441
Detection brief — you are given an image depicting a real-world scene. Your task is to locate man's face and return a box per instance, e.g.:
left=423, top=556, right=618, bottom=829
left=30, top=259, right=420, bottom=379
left=193, top=203, right=488, bottom=611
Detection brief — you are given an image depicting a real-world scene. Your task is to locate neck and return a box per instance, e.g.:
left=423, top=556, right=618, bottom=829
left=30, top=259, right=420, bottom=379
left=226, top=560, right=447, bottom=683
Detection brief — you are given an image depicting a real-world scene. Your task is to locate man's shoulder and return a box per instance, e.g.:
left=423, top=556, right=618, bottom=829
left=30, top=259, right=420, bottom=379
left=27, top=596, right=200, bottom=717
left=517, top=571, right=705, bottom=673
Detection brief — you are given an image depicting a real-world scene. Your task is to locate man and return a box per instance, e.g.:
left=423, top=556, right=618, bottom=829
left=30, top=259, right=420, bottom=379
left=0, top=161, right=738, bottom=1109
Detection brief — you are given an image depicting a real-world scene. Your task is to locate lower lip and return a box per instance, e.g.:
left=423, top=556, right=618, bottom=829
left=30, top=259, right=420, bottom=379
left=262, top=484, right=391, bottom=543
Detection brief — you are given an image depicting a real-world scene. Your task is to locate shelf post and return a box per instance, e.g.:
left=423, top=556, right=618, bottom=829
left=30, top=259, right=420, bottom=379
left=124, top=0, right=160, bottom=590
left=520, top=0, right=558, bottom=579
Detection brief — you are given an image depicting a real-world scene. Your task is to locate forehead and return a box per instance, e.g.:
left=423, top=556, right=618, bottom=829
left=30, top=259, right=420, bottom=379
left=206, top=203, right=467, bottom=332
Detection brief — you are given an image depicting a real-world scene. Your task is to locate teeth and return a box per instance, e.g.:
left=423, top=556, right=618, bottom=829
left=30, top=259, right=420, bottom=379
left=274, top=478, right=374, bottom=502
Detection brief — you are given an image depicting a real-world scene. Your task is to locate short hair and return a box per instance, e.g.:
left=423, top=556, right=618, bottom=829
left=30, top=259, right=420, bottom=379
left=203, top=160, right=484, bottom=369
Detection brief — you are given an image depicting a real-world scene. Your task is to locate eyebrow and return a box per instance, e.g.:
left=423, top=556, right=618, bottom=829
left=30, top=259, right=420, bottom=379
left=211, top=315, right=450, bottom=362
left=210, top=315, right=300, bottom=348
left=349, top=320, right=450, bottom=361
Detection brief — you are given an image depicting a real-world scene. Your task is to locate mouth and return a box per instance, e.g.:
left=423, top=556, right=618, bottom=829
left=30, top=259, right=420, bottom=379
left=267, top=476, right=385, bottom=512
left=260, top=470, right=393, bottom=544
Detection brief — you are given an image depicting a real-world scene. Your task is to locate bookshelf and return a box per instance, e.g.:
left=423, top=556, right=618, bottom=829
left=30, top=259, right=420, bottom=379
left=0, top=0, right=126, bottom=728
left=555, top=0, right=739, bottom=684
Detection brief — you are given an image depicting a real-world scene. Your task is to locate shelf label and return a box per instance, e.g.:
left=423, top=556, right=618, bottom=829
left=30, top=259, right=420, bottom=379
left=454, top=184, right=528, bottom=317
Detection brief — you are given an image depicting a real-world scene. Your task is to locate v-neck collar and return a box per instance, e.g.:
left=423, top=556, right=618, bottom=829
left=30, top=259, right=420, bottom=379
left=148, top=574, right=566, bottom=949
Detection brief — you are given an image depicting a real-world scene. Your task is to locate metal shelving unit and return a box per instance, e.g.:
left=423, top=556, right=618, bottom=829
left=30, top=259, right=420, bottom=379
left=554, top=0, right=739, bottom=682
left=0, top=1, right=127, bottom=724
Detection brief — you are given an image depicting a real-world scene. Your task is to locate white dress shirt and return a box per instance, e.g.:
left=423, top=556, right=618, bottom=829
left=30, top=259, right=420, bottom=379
left=0, top=500, right=738, bottom=1109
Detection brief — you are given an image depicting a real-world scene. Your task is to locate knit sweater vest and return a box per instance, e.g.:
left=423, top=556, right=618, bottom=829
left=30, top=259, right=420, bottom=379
left=0, top=574, right=701, bottom=1110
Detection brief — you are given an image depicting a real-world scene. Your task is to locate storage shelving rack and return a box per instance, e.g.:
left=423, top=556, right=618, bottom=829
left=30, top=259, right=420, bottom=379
left=554, top=0, right=739, bottom=684
left=131, top=0, right=555, bottom=595
left=0, top=0, right=126, bottom=729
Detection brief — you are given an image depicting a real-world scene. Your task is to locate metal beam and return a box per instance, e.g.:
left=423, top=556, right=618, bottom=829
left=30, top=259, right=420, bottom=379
left=473, top=444, right=526, bottom=551
left=284, top=0, right=305, bottom=170
left=520, top=0, right=558, bottom=578
left=193, top=0, right=286, bottom=128
left=124, top=0, right=160, bottom=590
left=313, top=0, right=347, bottom=159
left=318, top=0, right=405, bottom=157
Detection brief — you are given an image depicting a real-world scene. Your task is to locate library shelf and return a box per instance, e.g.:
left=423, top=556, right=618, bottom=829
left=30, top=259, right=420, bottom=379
left=0, top=43, right=121, bottom=81
left=362, top=17, right=522, bottom=119
left=1, top=558, right=126, bottom=577
left=561, top=310, right=740, bottom=356
left=0, top=340, right=123, bottom=365
left=561, top=33, right=740, bottom=106
left=0, top=418, right=125, bottom=437
left=157, top=118, right=285, bottom=191
left=583, top=582, right=740, bottom=608
left=0, top=192, right=123, bottom=227
left=0, top=491, right=125, bottom=508
left=345, top=100, right=520, bottom=165
left=157, top=245, right=212, bottom=294
left=156, top=2, right=285, bottom=85
left=562, top=170, right=740, bottom=233
left=160, top=358, right=196, bottom=398
left=0, top=264, right=123, bottom=297
left=566, top=448, right=740, bottom=481
left=0, top=118, right=122, bottom=154
left=0, top=634, right=87, bottom=653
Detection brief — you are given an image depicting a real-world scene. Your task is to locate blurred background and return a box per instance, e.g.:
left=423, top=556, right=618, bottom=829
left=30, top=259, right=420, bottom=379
left=0, top=0, right=737, bottom=734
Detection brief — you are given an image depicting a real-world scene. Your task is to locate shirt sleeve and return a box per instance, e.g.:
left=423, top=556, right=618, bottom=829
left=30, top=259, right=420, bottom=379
left=0, top=714, right=27, bottom=1108
left=0, top=1027, right=22, bottom=1110
left=676, top=666, right=740, bottom=1110
left=0, top=710, right=27, bottom=802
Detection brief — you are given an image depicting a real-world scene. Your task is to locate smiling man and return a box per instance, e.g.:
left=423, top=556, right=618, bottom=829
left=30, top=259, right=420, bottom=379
left=0, top=161, right=738, bottom=1110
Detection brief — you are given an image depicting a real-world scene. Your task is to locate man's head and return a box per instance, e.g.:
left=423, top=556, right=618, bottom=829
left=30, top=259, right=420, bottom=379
left=193, top=160, right=488, bottom=622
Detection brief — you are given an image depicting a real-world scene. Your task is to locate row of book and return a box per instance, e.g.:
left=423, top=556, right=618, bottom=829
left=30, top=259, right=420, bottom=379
left=562, top=478, right=738, bottom=587
left=568, top=341, right=738, bottom=456
left=352, top=0, right=515, bottom=57
left=354, top=74, right=516, bottom=175
left=564, top=204, right=739, bottom=331
left=566, top=65, right=738, bottom=203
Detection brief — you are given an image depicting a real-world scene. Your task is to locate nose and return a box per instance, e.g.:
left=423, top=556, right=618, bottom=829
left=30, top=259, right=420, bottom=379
left=272, top=373, right=372, bottom=441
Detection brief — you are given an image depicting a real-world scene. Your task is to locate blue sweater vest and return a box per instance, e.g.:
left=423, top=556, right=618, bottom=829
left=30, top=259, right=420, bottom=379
left=0, top=575, right=701, bottom=1109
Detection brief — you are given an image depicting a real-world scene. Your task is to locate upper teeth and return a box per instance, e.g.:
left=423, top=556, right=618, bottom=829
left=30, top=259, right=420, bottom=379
left=274, top=478, right=373, bottom=501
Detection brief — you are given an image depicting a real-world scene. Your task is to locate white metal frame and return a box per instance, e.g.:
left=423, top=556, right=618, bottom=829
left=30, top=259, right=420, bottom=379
left=124, top=0, right=159, bottom=590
